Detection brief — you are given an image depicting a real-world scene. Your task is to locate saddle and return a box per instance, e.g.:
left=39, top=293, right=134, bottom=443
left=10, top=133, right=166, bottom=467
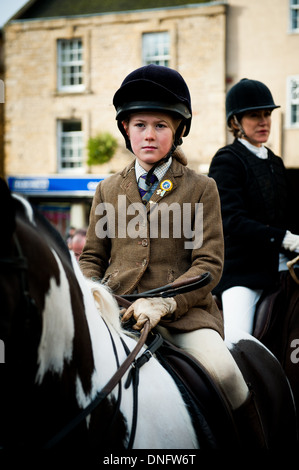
left=253, top=259, right=299, bottom=427
left=253, top=259, right=299, bottom=356
left=121, top=320, right=239, bottom=449
left=156, top=335, right=297, bottom=450
left=151, top=335, right=240, bottom=449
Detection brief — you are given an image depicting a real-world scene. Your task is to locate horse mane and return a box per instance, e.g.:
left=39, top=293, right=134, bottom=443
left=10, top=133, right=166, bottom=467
left=13, top=193, right=71, bottom=263
left=84, top=278, right=125, bottom=335
left=12, top=193, right=35, bottom=225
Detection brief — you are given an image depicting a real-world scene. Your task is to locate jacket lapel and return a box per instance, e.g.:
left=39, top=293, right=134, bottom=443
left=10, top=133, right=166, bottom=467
left=120, top=164, right=141, bottom=206
left=120, top=159, right=182, bottom=214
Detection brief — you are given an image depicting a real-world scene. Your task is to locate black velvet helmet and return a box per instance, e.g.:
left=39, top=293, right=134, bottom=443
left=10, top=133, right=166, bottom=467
left=113, top=64, right=192, bottom=149
left=226, top=78, right=280, bottom=124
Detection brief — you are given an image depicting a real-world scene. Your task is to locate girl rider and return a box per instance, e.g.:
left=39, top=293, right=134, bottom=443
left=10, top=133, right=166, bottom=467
left=80, top=65, right=267, bottom=448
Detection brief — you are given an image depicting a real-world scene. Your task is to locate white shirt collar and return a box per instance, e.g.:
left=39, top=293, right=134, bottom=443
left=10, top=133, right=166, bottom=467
left=135, top=157, right=172, bottom=182
left=238, top=138, right=268, bottom=159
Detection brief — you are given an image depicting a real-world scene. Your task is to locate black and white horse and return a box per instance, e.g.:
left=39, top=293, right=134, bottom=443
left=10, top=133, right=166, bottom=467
left=0, top=178, right=297, bottom=450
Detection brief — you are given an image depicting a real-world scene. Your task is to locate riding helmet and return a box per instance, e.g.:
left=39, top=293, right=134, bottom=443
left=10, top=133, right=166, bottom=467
left=226, top=78, right=280, bottom=124
left=113, top=64, right=192, bottom=149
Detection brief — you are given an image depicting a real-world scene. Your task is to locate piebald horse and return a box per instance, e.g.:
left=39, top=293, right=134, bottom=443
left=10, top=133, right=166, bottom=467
left=0, top=178, right=297, bottom=450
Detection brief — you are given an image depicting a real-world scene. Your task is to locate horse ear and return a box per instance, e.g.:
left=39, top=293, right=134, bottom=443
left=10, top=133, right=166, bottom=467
left=0, top=177, right=16, bottom=245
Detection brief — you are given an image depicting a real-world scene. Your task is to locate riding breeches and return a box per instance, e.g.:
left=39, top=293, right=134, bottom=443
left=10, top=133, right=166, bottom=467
left=156, top=326, right=249, bottom=410
left=222, top=286, right=263, bottom=336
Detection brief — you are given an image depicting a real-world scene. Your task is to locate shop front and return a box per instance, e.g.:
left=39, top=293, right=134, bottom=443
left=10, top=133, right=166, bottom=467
left=7, top=174, right=108, bottom=238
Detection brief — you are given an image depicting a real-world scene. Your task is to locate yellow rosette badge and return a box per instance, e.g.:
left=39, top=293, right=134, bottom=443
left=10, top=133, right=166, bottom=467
left=157, top=179, right=173, bottom=196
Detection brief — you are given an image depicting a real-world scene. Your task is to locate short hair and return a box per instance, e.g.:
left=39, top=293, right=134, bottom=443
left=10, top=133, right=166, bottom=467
left=73, top=228, right=87, bottom=237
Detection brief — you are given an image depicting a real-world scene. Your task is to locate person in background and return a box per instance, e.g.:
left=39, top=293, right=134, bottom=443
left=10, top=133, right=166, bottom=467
left=66, top=226, right=76, bottom=250
left=208, top=78, right=299, bottom=337
left=79, top=65, right=268, bottom=448
left=70, top=228, right=87, bottom=261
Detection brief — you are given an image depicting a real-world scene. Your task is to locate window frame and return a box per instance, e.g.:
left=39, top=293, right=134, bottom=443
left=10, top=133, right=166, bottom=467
left=286, top=75, right=299, bottom=128
left=57, top=38, right=85, bottom=93
left=142, top=31, right=170, bottom=66
left=289, top=0, right=299, bottom=33
left=57, top=119, right=84, bottom=173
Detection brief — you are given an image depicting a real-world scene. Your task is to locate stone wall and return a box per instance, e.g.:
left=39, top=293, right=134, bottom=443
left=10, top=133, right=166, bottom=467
left=3, top=3, right=226, bottom=176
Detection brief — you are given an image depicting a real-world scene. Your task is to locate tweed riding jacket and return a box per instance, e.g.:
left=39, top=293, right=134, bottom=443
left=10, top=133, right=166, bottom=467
left=80, top=156, right=224, bottom=336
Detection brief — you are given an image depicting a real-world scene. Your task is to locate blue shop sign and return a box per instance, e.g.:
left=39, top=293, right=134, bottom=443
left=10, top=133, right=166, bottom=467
left=7, top=175, right=108, bottom=196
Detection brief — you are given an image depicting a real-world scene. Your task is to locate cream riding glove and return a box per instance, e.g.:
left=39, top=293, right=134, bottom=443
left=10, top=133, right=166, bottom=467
left=282, top=231, right=299, bottom=253
left=121, top=297, right=177, bottom=331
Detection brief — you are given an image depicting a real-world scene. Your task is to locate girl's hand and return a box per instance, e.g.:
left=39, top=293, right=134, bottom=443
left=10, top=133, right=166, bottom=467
left=121, top=297, right=176, bottom=331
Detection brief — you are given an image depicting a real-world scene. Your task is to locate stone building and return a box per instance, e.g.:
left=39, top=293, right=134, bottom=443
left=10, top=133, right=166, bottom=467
left=226, top=0, right=299, bottom=169
left=0, top=29, right=4, bottom=178
left=2, top=0, right=299, bottom=233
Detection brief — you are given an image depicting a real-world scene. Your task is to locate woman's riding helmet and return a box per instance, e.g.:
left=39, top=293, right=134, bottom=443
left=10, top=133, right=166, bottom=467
left=226, top=78, right=280, bottom=124
left=113, top=64, right=192, bottom=150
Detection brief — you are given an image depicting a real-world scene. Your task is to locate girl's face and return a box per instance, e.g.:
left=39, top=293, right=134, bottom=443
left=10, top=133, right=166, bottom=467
left=122, top=112, right=176, bottom=171
left=238, top=109, right=272, bottom=147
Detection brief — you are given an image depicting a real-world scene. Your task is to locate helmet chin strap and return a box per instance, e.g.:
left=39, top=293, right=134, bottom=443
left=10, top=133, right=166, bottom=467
left=144, top=120, right=185, bottom=186
left=233, top=115, right=246, bottom=138
left=144, top=142, right=177, bottom=186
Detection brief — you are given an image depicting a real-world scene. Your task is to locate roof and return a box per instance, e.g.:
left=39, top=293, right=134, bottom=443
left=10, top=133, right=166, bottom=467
left=9, top=0, right=216, bottom=21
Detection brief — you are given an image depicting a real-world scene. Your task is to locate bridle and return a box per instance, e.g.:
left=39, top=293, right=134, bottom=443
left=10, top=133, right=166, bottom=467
left=1, top=231, right=210, bottom=448
left=0, top=233, right=37, bottom=326
left=0, top=231, right=156, bottom=449
left=0, top=233, right=29, bottom=274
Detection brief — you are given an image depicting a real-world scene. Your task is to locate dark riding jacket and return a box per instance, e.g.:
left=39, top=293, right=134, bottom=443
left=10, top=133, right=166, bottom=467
left=208, top=139, right=298, bottom=295
left=80, top=156, right=224, bottom=336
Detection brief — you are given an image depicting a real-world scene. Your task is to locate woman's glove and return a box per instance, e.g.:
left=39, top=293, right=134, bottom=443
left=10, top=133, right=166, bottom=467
left=282, top=231, right=299, bottom=253
left=121, top=297, right=177, bottom=331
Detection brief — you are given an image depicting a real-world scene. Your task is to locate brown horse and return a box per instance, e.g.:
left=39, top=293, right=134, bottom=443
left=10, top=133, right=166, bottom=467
left=253, top=260, right=299, bottom=435
left=0, top=177, right=297, bottom=452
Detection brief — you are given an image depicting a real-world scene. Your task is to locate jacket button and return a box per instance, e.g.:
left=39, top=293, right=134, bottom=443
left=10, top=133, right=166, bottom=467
left=141, top=239, right=148, bottom=247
